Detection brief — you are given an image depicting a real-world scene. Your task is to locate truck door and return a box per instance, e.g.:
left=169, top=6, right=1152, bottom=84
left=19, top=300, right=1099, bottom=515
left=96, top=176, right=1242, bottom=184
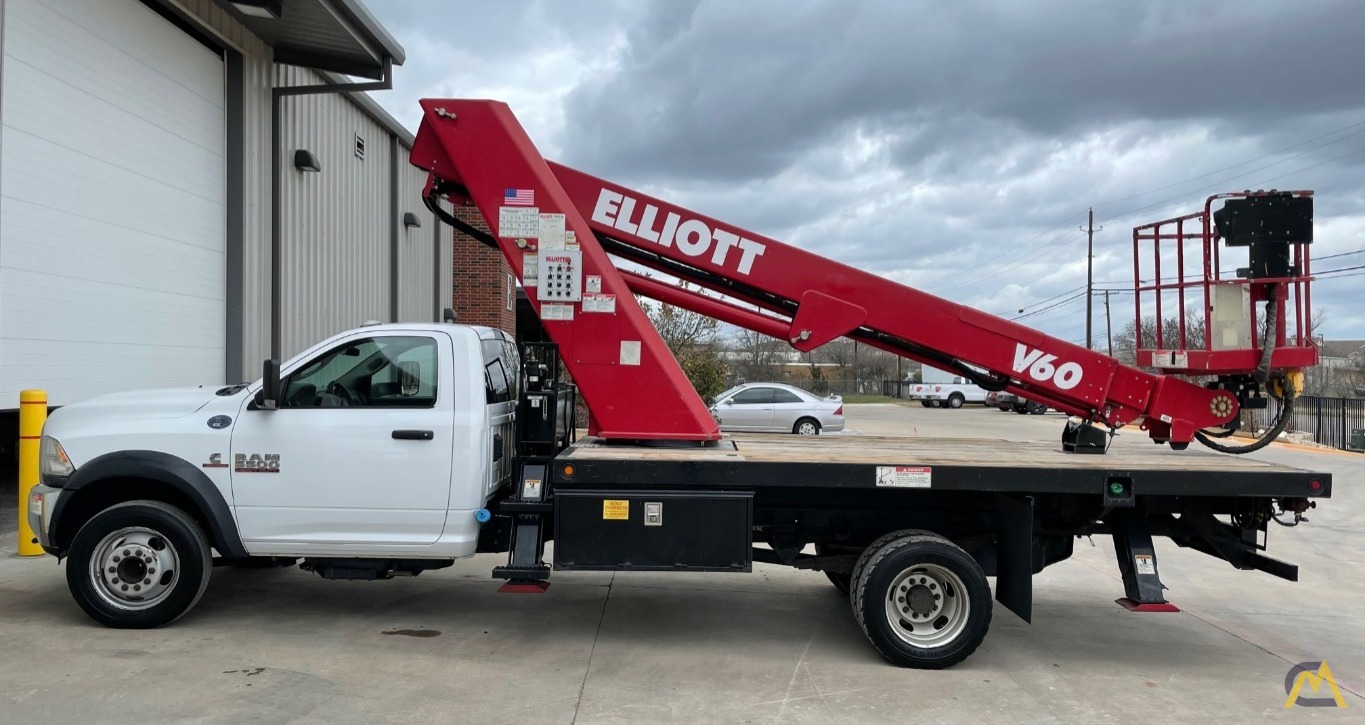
left=229, top=331, right=456, bottom=549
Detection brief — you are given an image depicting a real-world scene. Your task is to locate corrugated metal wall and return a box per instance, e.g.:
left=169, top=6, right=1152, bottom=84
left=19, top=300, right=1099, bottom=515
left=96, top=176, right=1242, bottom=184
left=165, top=4, right=447, bottom=367
left=276, top=64, right=392, bottom=355
left=396, top=152, right=435, bottom=322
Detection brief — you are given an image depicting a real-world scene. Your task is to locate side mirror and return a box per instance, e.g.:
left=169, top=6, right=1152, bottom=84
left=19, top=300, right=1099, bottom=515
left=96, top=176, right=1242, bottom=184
left=722, top=399, right=733, bottom=405
left=399, top=361, right=421, bottom=396
left=259, top=359, right=282, bottom=410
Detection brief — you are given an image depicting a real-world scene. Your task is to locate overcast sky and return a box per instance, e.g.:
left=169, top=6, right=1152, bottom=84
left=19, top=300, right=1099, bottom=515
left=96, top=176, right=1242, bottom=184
left=366, top=0, right=1365, bottom=345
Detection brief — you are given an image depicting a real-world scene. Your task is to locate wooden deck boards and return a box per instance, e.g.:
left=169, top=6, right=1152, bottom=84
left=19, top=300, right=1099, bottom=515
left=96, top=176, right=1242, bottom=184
left=562, top=433, right=1300, bottom=473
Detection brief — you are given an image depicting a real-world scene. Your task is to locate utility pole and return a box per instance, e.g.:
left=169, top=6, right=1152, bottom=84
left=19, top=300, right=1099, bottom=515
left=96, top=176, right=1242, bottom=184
left=1103, top=289, right=1114, bottom=356
left=1080, top=208, right=1102, bottom=350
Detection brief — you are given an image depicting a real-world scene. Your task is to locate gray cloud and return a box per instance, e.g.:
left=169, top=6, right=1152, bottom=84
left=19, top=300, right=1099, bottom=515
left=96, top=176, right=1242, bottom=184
left=366, top=0, right=1365, bottom=342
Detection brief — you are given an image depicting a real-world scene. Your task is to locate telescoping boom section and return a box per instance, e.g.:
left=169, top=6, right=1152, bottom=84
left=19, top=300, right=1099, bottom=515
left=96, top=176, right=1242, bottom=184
left=409, top=99, right=1259, bottom=448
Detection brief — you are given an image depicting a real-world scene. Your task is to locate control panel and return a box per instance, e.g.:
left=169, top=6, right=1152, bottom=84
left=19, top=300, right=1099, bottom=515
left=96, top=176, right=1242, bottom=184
left=537, top=249, right=582, bottom=302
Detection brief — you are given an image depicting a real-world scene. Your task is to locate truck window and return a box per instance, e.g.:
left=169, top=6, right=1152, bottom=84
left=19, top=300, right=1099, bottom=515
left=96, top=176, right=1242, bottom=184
left=482, top=338, right=518, bottom=404
left=281, top=336, right=438, bottom=408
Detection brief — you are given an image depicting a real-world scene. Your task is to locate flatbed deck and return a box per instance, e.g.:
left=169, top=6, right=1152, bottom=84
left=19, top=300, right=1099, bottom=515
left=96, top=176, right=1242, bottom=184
left=558, top=433, right=1331, bottom=498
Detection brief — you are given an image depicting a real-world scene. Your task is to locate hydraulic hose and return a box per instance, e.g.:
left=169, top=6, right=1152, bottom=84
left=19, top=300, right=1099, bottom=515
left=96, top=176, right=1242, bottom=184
left=1195, top=287, right=1294, bottom=454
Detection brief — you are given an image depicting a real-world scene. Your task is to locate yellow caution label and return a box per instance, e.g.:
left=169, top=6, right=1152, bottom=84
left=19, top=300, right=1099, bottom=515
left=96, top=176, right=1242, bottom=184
left=602, top=500, right=629, bottom=520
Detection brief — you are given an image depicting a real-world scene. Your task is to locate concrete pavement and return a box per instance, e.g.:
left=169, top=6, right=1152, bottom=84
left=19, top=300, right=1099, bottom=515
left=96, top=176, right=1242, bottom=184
left=1, top=404, right=1360, bottom=723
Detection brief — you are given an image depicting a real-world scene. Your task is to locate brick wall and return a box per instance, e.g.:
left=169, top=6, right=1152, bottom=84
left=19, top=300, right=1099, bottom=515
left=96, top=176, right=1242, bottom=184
left=451, top=205, right=516, bottom=334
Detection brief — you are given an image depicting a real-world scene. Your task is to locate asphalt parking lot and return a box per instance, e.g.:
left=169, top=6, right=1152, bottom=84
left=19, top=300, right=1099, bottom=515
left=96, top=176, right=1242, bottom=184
left=1, top=403, right=1361, bottom=723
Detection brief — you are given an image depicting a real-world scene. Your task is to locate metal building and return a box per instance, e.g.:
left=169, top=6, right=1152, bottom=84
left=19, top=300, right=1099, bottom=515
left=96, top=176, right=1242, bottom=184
left=0, top=0, right=451, bottom=417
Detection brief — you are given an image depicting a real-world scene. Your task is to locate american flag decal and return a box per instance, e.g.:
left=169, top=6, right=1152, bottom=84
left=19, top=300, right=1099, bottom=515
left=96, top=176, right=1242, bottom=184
left=504, top=188, right=534, bottom=206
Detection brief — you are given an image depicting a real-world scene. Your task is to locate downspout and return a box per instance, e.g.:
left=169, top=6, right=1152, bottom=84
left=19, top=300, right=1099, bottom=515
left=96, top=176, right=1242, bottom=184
left=270, top=57, right=393, bottom=361
left=389, top=134, right=399, bottom=322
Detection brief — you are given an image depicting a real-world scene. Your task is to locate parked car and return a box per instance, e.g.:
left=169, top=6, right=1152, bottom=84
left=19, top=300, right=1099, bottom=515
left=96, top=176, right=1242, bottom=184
left=711, top=383, right=844, bottom=434
left=995, top=391, right=1048, bottom=415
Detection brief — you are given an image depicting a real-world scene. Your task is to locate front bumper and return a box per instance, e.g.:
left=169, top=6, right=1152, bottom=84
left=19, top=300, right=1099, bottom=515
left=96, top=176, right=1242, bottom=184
left=27, top=484, right=61, bottom=551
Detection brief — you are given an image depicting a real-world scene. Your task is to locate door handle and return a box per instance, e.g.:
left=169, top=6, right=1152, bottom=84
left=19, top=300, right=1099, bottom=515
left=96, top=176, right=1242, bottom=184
left=392, top=429, right=434, bottom=440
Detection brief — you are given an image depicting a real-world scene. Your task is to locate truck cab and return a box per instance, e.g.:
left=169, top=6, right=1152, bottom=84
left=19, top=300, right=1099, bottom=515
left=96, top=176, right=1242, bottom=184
left=916, top=366, right=989, bottom=408
left=28, top=322, right=516, bottom=627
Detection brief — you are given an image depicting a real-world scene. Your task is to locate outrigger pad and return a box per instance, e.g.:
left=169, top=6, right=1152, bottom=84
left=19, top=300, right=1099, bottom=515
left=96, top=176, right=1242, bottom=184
left=1116, top=598, right=1179, bottom=613
left=499, top=581, right=551, bottom=594
left=1061, top=419, right=1108, bottom=454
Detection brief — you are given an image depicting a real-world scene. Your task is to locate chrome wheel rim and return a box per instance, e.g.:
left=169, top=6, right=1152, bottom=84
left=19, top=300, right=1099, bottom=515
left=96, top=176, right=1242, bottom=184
left=884, top=563, right=970, bottom=648
left=89, top=527, right=181, bottom=610
left=797, top=421, right=818, bottom=435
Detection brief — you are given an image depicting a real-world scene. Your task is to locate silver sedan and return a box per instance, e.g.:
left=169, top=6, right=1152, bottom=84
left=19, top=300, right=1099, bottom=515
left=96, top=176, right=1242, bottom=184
left=710, top=383, right=845, bottom=435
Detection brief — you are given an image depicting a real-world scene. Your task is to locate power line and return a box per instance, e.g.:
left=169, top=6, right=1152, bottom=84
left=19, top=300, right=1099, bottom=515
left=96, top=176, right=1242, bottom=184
left=1012, top=284, right=1087, bottom=314
left=1089, top=118, right=1365, bottom=209
left=1012, top=291, right=1086, bottom=321
left=1094, top=134, right=1365, bottom=227
left=1314, top=248, right=1365, bottom=263
left=934, top=229, right=1087, bottom=296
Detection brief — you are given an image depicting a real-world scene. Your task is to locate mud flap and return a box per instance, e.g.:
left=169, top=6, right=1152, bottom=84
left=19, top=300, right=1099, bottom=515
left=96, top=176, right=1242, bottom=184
left=994, top=493, right=1034, bottom=622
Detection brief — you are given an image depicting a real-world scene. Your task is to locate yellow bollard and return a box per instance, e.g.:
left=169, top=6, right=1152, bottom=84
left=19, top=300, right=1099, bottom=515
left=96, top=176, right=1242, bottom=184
left=18, top=390, right=47, bottom=556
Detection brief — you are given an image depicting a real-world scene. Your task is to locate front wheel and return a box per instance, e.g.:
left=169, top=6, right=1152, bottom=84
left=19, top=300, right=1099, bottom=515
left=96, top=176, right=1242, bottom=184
left=947, top=394, right=964, bottom=409
left=794, top=418, right=821, bottom=435
left=850, top=532, right=992, bottom=669
left=66, top=500, right=213, bottom=629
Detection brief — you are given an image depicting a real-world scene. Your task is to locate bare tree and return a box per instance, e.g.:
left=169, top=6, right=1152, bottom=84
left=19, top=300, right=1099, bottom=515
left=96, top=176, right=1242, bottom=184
left=729, top=328, right=787, bottom=383
left=642, top=298, right=729, bottom=402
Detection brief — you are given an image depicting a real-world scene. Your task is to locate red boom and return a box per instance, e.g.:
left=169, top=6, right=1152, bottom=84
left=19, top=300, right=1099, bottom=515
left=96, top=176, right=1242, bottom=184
left=410, top=99, right=1242, bottom=446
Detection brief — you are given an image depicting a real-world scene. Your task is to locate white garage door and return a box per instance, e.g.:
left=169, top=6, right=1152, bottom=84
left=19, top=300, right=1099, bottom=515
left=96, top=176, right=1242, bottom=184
left=1, top=0, right=226, bottom=408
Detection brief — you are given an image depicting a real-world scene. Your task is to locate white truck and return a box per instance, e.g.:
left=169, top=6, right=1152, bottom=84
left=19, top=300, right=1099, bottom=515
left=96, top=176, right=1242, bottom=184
left=909, top=366, right=990, bottom=409
left=29, top=322, right=520, bottom=629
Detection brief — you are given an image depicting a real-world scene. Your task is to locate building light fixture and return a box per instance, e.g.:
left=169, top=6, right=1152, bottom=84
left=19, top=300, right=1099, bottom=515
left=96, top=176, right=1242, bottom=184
left=229, top=0, right=283, bottom=20
left=293, top=149, right=321, bottom=172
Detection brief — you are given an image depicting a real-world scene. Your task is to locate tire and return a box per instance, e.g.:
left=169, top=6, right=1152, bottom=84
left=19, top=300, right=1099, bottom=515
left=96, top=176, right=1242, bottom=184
left=848, top=529, right=935, bottom=599
left=946, top=394, right=964, bottom=409
left=66, top=500, right=213, bottom=629
left=850, top=532, right=992, bottom=669
left=1013, top=402, right=1029, bottom=415
left=919, top=401, right=931, bottom=408
left=794, top=418, right=821, bottom=435
left=1028, top=402, right=1047, bottom=415
left=928, top=400, right=942, bottom=408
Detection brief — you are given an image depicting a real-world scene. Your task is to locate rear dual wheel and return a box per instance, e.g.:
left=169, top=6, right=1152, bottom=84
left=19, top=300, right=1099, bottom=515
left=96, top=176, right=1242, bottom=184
left=849, top=532, right=992, bottom=669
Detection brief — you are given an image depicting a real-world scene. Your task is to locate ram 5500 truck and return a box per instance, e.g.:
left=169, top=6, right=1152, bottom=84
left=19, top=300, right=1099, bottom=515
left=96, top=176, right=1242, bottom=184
left=23, top=98, right=1331, bottom=670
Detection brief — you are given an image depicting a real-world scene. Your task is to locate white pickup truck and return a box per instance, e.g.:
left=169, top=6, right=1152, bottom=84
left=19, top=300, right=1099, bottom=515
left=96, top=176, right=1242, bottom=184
left=907, top=366, right=990, bottom=409
left=28, top=322, right=518, bottom=628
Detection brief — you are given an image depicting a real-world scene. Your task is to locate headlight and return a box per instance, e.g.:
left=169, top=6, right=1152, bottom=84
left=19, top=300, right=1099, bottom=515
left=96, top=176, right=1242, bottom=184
left=40, top=436, right=75, bottom=481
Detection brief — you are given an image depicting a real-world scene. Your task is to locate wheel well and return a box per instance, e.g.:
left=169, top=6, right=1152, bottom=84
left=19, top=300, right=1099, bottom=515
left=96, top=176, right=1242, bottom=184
left=794, top=416, right=821, bottom=431
left=55, top=478, right=214, bottom=552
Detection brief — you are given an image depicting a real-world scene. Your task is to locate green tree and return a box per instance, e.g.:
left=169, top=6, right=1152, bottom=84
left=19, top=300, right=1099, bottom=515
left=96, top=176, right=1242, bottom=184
left=644, top=297, right=729, bottom=402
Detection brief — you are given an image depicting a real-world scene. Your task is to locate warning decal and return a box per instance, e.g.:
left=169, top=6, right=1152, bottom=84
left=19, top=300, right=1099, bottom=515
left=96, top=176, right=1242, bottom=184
left=603, top=500, right=630, bottom=520
left=875, top=466, right=932, bottom=488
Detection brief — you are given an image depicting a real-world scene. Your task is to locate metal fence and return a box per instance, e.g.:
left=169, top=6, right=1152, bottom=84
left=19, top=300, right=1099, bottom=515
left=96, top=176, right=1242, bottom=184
left=742, top=379, right=900, bottom=397
left=1245, top=395, right=1365, bottom=452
